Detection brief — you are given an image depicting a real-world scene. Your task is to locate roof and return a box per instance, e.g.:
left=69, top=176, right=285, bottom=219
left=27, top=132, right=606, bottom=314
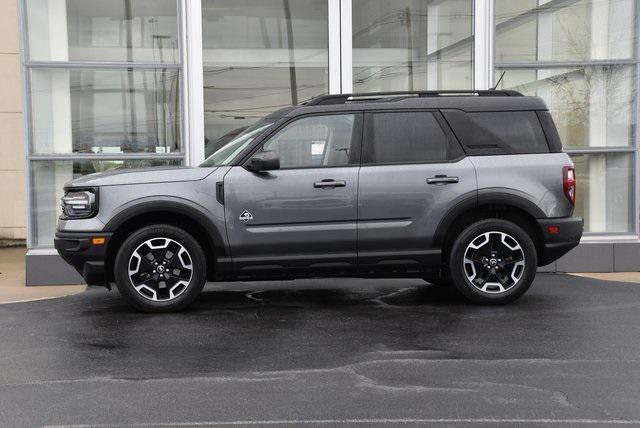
left=278, top=90, right=548, bottom=117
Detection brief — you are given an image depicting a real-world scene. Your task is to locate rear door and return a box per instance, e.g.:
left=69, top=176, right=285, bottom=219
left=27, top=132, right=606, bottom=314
left=224, top=113, right=363, bottom=274
left=357, top=110, right=477, bottom=269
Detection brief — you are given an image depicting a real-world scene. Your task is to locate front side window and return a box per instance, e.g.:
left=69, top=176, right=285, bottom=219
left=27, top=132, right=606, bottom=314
left=364, top=112, right=455, bottom=164
left=261, top=114, right=357, bottom=169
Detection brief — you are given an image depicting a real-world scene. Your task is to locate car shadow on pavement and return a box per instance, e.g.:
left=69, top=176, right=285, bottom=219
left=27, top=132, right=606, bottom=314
left=77, top=277, right=556, bottom=318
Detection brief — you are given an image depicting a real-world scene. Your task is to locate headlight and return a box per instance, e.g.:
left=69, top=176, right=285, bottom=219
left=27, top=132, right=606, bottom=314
left=60, top=188, right=98, bottom=219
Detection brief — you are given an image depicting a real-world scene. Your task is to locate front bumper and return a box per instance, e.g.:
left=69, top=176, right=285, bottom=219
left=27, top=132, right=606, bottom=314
left=537, top=217, right=583, bottom=266
left=54, top=231, right=113, bottom=286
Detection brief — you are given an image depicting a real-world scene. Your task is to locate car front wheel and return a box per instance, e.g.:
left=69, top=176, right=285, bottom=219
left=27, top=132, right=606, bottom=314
left=448, top=219, right=537, bottom=305
left=114, top=224, right=206, bottom=312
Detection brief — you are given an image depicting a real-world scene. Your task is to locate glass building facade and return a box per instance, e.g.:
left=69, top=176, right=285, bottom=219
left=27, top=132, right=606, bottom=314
left=494, top=0, right=637, bottom=235
left=18, top=0, right=640, bottom=282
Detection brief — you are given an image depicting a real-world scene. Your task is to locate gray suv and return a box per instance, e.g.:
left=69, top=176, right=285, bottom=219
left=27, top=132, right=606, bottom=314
left=55, top=90, right=583, bottom=312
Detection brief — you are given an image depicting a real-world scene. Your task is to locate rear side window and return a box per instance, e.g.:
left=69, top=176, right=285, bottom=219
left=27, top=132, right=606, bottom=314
left=363, top=112, right=460, bottom=164
left=442, top=110, right=550, bottom=155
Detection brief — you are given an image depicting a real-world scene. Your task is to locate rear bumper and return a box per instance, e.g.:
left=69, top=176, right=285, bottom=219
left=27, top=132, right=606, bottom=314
left=537, top=217, right=583, bottom=266
left=54, top=231, right=113, bottom=286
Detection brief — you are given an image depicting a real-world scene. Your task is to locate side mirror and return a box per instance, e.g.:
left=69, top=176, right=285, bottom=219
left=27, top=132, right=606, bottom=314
left=245, top=150, right=280, bottom=172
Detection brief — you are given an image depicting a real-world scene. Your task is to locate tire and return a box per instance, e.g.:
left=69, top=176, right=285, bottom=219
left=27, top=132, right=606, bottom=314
left=447, top=218, right=537, bottom=305
left=114, top=224, right=207, bottom=312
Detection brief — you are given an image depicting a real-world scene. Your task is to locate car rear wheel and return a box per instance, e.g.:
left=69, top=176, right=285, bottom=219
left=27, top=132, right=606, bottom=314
left=114, top=224, right=206, bottom=312
left=448, top=219, right=537, bottom=305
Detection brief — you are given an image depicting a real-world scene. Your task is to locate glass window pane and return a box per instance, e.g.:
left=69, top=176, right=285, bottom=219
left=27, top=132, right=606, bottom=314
left=364, top=112, right=449, bottom=164
left=263, top=115, right=355, bottom=168
left=495, top=0, right=636, bottom=62
left=467, top=112, right=549, bottom=154
left=31, top=159, right=182, bottom=247
left=30, top=68, right=181, bottom=154
left=201, top=118, right=276, bottom=166
left=495, top=66, right=636, bottom=148
left=569, top=153, right=633, bottom=234
left=202, top=0, right=329, bottom=156
left=26, top=0, right=179, bottom=63
left=352, top=0, right=473, bottom=92
left=443, top=110, right=550, bottom=154
left=495, top=0, right=537, bottom=63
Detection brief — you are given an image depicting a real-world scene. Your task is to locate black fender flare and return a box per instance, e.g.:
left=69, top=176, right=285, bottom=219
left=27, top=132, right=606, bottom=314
left=433, top=188, right=546, bottom=248
left=103, top=196, right=227, bottom=258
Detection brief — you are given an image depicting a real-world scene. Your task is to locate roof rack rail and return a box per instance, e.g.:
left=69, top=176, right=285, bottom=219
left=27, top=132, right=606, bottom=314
left=304, top=90, right=523, bottom=106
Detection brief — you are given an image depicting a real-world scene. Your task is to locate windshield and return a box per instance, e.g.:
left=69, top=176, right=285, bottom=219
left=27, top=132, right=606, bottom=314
left=199, top=119, right=276, bottom=167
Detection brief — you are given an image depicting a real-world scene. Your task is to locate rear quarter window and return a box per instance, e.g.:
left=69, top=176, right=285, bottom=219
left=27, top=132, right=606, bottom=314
left=442, top=110, right=550, bottom=155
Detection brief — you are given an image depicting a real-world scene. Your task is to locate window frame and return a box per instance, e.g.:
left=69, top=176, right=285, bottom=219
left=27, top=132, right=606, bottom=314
left=361, top=109, right=466, bottom=167
left=19, top=0, right=186, bottom=248
left=239, top=112, right=364, bottom=171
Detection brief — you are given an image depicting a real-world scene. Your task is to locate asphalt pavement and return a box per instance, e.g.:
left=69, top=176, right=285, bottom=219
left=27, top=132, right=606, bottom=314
left=1, top=274, right=640, bottom=427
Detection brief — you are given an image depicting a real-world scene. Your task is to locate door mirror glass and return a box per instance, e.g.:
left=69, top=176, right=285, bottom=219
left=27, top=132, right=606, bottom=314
left=245, top=151, right=280, bottom=172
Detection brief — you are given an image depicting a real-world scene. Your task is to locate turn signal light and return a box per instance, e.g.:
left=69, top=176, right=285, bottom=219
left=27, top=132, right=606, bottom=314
left=91, top=237, right=106, bottom=246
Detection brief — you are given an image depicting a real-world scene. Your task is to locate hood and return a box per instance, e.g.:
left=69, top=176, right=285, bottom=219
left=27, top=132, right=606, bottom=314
left=66, top=166, right=216, bottom=188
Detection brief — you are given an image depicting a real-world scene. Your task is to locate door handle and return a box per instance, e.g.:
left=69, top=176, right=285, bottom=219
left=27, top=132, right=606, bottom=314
left=314, top=179, right=347, bottom=188
left=427, top=175, right=459, bottom=184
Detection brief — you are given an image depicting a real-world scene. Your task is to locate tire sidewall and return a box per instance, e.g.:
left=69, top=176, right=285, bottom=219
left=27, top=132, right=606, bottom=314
left=448, top=219, right=537, bottom=305
left=114, top=224, right=206, bottom=312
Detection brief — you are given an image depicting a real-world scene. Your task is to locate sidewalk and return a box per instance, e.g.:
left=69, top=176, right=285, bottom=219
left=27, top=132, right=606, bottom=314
left=0, top=247, right=85, bottom=304
left=572, top=272, right=640, bottom=283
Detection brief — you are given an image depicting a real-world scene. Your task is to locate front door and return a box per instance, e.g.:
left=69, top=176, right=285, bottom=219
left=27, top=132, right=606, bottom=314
left=224, top=113, right=363, bottom=274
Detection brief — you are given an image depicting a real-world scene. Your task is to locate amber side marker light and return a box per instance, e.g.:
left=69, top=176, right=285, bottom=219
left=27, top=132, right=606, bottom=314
left=92, top=237, right=106, bottom=246
left=547, top=226, right=560, bottom=235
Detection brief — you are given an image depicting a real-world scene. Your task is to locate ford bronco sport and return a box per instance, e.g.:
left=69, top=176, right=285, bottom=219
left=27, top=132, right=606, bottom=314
left=55, top=90, right=583, bottom=312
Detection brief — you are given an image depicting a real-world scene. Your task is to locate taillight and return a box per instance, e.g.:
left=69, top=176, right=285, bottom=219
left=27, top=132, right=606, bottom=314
left=563, top=166, right=576, bottom=206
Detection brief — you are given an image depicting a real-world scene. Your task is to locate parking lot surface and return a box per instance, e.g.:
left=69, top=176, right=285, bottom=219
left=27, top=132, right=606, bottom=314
left=1, top=274, right=640, bottom=427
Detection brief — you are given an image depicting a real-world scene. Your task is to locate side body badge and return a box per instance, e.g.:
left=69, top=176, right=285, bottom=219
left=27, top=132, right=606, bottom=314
left=239, top=210, right=253, bottom=223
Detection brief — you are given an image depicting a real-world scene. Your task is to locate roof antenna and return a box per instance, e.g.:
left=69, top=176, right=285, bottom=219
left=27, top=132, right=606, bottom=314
left=491, top=71, right=506, bottom=90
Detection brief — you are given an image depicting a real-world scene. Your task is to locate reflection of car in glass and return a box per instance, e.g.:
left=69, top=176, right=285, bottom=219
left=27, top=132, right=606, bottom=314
left=204, top=127, right=247, bottom=159
left=55, top=90, right=583, bottom=312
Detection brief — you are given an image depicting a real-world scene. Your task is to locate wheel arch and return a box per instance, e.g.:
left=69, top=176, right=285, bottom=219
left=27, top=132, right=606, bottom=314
left=434, top=191, right=545, bottom=264
left=103, top=198, right=226, bottom=283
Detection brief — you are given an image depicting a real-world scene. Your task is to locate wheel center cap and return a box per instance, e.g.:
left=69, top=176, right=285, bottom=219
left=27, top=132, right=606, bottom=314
left=156, top=265, right=166, bottom=274
left=489, top=258, right=498, bottom=266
